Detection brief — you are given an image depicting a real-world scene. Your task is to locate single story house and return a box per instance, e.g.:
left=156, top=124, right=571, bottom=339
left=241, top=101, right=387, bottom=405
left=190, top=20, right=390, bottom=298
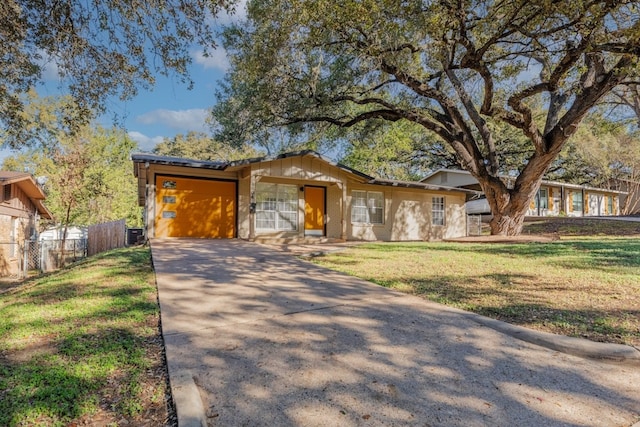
left=422, top=169, right=626, bottom=217
left=0, top=172, right=52, bottom=277
left=132, top=151, right=478, bottom=242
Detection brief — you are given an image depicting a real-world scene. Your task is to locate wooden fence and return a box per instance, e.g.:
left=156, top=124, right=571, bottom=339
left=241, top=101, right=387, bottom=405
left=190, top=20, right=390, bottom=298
left=88, top=219, right=126, bottom=256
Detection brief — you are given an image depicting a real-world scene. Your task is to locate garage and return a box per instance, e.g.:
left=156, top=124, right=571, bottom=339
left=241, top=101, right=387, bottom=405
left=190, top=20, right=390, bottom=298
left=155, top=175, right=236, bottom=238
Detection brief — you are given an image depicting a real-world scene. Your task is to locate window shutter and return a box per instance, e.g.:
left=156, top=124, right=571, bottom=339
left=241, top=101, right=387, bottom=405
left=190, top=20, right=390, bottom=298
left=584, top=193, right=589, bottom=214
left=568, top=191, right=573, bottom=212
left=548, top=188, right=553, bottom=210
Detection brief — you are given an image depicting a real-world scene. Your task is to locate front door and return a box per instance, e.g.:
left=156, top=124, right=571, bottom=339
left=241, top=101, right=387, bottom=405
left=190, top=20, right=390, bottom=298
left=304, top=186, right=325, bottom=236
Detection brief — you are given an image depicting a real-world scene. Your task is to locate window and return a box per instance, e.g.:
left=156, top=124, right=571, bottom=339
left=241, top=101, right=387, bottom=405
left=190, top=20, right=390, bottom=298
left=162, top=196, right=176, bottom=204
left=351, top=191, right=384, bottom=224
left=256, top=183, right=298, bottom=231
left=535, top=188, right=548, bottom=210
left=3, top=184, right=11, bottom=202
left=432, top=196, right=445, bottom=226
left=162, top=180, right=177, bottom=189
left=607, top=195, right=613, bottom=214
left=572, top=192, right=583, bottom=212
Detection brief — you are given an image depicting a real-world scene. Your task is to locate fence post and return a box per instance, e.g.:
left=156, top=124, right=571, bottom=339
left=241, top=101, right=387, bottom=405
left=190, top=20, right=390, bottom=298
left=22, top=242, right=28, bottom=279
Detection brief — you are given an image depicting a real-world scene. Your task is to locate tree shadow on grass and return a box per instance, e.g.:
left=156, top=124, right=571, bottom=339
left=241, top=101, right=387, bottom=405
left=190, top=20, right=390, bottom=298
left=397, top=274, right=640, bottom=347
left=419, top=239, right=640, bottom=270
left=0, top=247, right=166, bottom=426
left=0, top=328, right=152, bottom=426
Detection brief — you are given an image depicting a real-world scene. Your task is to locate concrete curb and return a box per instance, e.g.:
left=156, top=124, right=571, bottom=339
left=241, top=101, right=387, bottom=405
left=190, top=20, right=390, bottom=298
left=170, top=370, right=207, bottom=427
left=442, top=304, right=640, bottom=366
left=294, top=248, right=640, bottom=366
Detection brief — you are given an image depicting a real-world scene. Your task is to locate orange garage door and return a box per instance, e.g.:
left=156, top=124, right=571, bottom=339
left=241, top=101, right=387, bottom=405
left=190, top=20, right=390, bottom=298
left=155, top=176, right=236, bottom=238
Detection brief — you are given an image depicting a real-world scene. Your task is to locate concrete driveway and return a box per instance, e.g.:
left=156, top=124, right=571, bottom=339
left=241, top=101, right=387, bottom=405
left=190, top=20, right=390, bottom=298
left=150, top=239, right=640, bottom=427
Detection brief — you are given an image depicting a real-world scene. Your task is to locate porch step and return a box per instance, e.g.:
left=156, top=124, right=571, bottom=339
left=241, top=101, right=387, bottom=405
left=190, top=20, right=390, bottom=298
left=251, top=236, right=346, bottom=245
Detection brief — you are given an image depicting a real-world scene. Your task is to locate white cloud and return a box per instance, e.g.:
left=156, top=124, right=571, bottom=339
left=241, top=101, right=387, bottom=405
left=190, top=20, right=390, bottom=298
left=135, top=108, right=210, bottom=132
left=128, top=131, right=165, bottom=152
left=191, top=48, right=230, bottom=72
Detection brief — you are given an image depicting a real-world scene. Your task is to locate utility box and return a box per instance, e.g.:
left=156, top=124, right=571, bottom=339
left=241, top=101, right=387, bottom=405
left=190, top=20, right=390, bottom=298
left=127, top=228, right=144, bottom=246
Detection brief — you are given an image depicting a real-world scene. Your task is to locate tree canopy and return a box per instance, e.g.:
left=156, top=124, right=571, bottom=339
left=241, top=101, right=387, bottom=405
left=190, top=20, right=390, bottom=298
left=153, top=131, right=262, bottom=161
left=2, top=94, right=142, bottom=228
left=214, top=0, right=640, bottom=235
left=1, top=0, right=233, bottom=147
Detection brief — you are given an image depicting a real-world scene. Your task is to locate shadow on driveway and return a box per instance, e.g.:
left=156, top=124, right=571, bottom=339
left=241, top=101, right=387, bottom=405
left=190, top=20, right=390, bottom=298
left=151, top=239, right=640, bottom=426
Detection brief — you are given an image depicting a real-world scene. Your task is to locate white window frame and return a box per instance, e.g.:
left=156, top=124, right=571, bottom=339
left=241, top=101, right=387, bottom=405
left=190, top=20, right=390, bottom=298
left=572, top=192, right=583, bottom=212
left=351, top=190, right=384, bottom=224
left=432, top=196, right=445, bottom=226
left=255, top=183, right=298, bottom=231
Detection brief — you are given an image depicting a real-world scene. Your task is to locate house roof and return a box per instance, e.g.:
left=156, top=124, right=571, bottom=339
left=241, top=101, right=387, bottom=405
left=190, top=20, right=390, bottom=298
left=131, top=150, right=480, bottom=203
left=420, top=168, right=471, bottom=182
left=421, top=168, right=627, bottom=195
left=0, top=171, right=53, bottom=219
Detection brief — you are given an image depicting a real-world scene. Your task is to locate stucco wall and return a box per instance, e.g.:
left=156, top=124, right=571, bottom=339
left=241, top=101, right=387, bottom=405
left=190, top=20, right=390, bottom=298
left=348, top=184, right=467, bottom=241
left=142, top=157, right=469, bottom=242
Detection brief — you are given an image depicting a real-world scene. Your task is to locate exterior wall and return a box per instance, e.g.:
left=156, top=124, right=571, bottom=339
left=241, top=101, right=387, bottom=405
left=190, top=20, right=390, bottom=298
left=141, top=156, right=469, bottom=242
left=526, top=184, right=621, bottom=217
left=243, top=156, right=349, bottom=241
left=248, top=156, right=345, bottom=184
left=0, top=182, right=36, bottom=276
left=423, top=171, right=479, bottom=188
left=347, top=184, right=466, bottom=241
left=247, top=178, right=345, bottom=241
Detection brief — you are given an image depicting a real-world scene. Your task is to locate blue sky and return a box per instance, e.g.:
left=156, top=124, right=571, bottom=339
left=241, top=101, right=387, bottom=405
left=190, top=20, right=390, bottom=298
left=0, top=3, right=245, bottom=162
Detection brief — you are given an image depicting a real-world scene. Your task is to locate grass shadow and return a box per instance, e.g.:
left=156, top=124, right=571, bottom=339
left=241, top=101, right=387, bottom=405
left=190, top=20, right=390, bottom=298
left=0, top=247, right=169, bottom=426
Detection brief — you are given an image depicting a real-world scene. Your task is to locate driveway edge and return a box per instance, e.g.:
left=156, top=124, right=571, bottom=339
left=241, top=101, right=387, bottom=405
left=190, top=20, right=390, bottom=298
left=170, top=370, right=207, bottom=427
left=441, top=304, right=640, bottom=366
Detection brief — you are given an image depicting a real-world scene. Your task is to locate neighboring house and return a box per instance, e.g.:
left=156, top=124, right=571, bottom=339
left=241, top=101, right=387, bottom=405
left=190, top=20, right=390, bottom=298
left=422, top=169, right=625, bottom=217
left=0, top=172, right=53, bottom=277
left=132, top=151, right=478, bottom=242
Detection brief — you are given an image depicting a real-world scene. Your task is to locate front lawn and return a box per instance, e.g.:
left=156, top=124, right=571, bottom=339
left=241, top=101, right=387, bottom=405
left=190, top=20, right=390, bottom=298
left=311, top=237, right=640, bottom=348
left=0, top=247, right=172, bottom=426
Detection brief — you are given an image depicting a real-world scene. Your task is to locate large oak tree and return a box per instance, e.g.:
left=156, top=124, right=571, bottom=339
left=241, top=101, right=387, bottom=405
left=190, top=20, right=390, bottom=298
left=1, top=0, right=233, bottom=147
left=214, top=0, right=640, bottom=235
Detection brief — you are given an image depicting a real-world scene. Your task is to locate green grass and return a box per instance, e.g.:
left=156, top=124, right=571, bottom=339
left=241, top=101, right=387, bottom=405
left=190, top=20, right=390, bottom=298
left=522, top=216, right=640, bottom=236
left=311, top=237, right=640, bottom=347
left=0, top=247, right=168, bottom=426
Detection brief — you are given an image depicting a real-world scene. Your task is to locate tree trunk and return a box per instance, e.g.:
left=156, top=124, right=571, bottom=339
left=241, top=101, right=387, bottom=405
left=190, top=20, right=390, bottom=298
left=479, top=173, right=541, bottom=236
left=489, top=207, right=528, bottom=236
left=60, top=203, right=72, bottom=268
